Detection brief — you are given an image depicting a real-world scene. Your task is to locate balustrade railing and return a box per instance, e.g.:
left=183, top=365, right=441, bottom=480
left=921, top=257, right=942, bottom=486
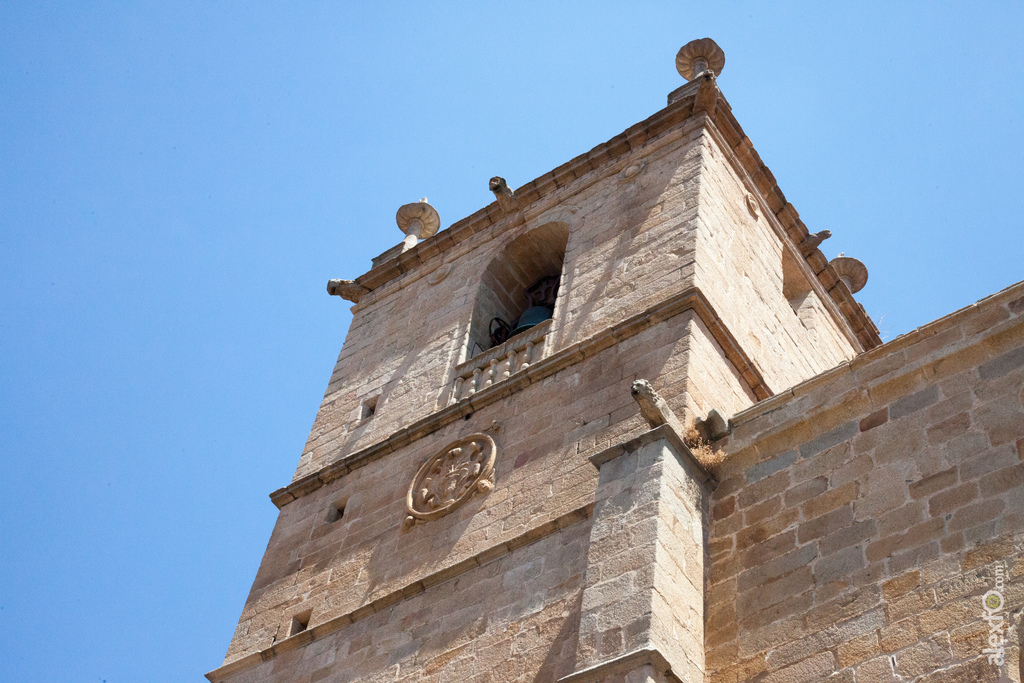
left=448, top=320, right=550, bottom=405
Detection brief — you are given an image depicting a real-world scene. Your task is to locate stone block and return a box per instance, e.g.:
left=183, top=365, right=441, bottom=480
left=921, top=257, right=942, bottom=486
left=798, top=421, right=858, bottom=459
left=746, top=450, right=797, bottom=484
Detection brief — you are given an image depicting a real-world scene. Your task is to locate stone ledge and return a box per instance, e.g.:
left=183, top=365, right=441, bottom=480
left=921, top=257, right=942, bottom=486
left=556, top=646, right=674, bottom=683
left=588, top=424, right=713, bottom=490
left=272, top=287, right=767, bottom=508
left=205, top=504, right=593, bottom=682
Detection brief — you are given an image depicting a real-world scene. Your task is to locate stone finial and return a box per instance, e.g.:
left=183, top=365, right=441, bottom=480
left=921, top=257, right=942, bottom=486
left=676, top=38, right=725, bottom=81
left=327, top=279, right=371, bottom=303
left=489, top=177, right=519, bottom=213
left=396, top=198, right=440, bottom=251
left=829, top=256, right=869, bottom=293
left=800, top=230, right=832, bottom=256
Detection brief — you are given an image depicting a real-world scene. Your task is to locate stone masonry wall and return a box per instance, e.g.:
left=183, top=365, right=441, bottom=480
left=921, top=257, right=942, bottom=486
left=219, top=514, right=590, bottom=683
left=215, top=85, right=886, bottom=682
left=694, top=128, right=857, bottom=396
left=706, top=281, right=1024, bottom=682
left=222, top=305, right=752, bottom=668
left=577, top=433, right=710, bottom=683
left=296, top=113, right=856, bottom=485
left=292, top=122, right=710, bottom=483
left=682, top=315, right=757, bottom=420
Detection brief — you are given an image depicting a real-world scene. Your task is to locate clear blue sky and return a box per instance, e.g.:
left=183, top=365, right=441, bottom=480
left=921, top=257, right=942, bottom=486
left=1, top=3, right=1021, bottom=681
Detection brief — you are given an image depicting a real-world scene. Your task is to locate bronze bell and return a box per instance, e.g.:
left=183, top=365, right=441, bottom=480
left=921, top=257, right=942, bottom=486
left=510, top=305, right=553, bottom=337
left=488, top=275, right=561, bottom=349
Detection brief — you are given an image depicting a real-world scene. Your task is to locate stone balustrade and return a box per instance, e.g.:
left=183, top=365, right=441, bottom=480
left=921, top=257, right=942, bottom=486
left=448, top=320, right=551, bottom=405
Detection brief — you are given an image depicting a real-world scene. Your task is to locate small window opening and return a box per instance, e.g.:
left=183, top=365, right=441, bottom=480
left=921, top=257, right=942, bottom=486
left=289, top=610, right=312, bottom=637
left=360, top=395, right=378, bottom=421
left=325, top=498, right=346, bottom=524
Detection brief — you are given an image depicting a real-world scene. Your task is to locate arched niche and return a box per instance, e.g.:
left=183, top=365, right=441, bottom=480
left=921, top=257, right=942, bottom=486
left=466, top=222, right=570, bottom=359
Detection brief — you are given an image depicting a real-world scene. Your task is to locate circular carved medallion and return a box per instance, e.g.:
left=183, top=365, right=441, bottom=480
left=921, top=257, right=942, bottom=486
left=745, top=193, right=759, bottom=219
left=426, top=263, right=451, bottom=285
left=404, top=433, right=496, bottom=529
left=618, top=160, right=646, bottom=182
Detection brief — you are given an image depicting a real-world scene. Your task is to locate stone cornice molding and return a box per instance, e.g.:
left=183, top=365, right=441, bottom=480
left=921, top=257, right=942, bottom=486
left=271, top=286, right=768, bottom=509
left=588, top=424, right=714, bottom=488
left=349, top=119, right=705, bottom=314
left=351, top=95, right=702, bottom=300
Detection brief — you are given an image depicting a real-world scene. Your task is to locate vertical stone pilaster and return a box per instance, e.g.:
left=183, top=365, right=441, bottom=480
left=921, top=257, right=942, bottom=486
left=559, top=425, right=712, bottom=683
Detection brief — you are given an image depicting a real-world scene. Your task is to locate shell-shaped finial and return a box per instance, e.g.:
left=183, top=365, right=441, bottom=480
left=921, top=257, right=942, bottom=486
left=676, top=38, right=726, bottom=81
left=829, top=256, right=869, bottom=294
left=396, top=198, right=440, bottom=247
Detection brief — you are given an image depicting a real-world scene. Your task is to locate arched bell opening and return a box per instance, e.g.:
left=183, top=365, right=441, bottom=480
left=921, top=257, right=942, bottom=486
left=466, top=222, right=569, bottom=360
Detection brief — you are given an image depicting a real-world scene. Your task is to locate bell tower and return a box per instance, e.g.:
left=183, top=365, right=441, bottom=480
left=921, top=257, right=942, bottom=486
left=208, top=38, right=880, bottom=683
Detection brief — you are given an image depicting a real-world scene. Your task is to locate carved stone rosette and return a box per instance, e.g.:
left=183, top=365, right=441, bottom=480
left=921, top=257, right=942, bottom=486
left=403, top=434, right=497, bottom=529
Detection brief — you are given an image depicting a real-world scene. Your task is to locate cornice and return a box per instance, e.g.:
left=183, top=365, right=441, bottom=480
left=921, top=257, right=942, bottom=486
left=556, top=646, right=677, bottom=683
left=350, top=91, right=703, bottom=302
left=344, top=80, right=879, bottom=350
left=271, top=286, right=769, bottom=509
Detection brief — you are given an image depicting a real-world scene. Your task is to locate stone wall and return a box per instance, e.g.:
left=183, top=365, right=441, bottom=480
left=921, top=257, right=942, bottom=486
left=707, top=281, right=1024, bottom=682
left=292, top=103, right=861, bottom=484
left=293, top=124, right=710, bottom=483
left=219, top=513, right=590, bottom=683
left=221, top=305, right=738, bottom=667
left=578, top=430, right=712, bottom=683
left=693, top=128, right=857, bottom=394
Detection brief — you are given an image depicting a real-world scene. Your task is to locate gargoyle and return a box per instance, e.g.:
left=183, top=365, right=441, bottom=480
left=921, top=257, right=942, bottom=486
left=326, top=279, right=371, bottom=304
left=489, top=176, right=520, bottom=213
left=630, top=379, right=687, bottom=437
left=799, top=230, right=832, bottom=256
left=631, top=379, right=729, bottom=442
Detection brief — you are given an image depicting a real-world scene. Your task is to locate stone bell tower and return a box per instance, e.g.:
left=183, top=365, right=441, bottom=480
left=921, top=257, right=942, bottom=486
left=208, top=38, right=886, bottom=683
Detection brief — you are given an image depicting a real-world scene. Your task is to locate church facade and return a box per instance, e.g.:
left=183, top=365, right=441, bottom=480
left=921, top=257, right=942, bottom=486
left=208, top=39, right=1024, bottom=683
